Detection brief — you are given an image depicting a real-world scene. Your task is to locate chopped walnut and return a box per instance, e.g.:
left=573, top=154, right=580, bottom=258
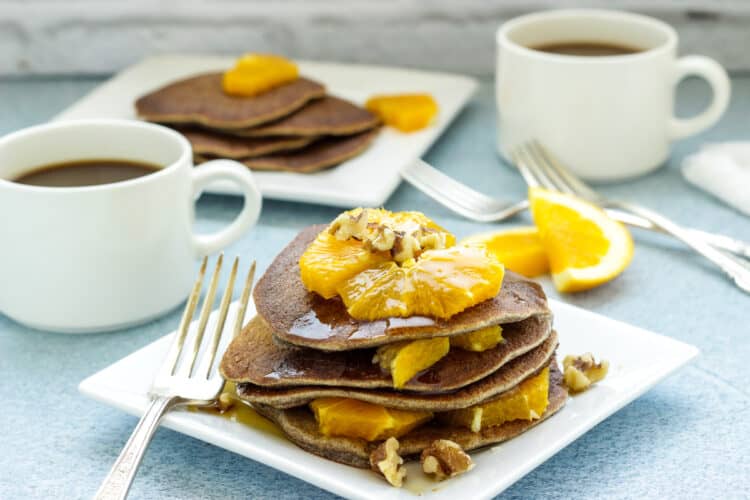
left=418, top=229, right=448, bottom=251
left=563, top=353, right=609, bottom=393
left=217, top=392, right=235, bottom=412
left=366, top=224, right=397, bottom=252
left=328, top=208, right=368, bottom=241
left=328, top=208, right=449, bottom=263
left=420, top=439, right=474, bottom=480
left=370, top=437, right=406, bottom=487
left=391, top=232, right=422, bottom=263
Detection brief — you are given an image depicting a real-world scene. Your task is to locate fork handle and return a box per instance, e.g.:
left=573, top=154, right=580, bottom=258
left=686, top=229, right=750, bottom=260
left=94, top=396, right=177, bottom=500
left=613, top=201, right=750, bottom=293
left=604, top=208, right=750, bottom=259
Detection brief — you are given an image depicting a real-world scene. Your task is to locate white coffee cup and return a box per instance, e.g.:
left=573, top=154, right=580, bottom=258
left=0, top=119, right=262, bottom=333
left=496, top=9, right=731, bottom=181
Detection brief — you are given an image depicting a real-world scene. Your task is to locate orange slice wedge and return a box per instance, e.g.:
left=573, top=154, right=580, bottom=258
left=460, top=227, right=549, bottom=278
left=529, top=187, right=633, bottom=292
left=336, top=246, right=504, bottom=320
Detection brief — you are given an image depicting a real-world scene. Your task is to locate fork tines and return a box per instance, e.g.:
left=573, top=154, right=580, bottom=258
left=163, top=255, right=256, bottom=381
left=512, top=141, right=600, bottom=200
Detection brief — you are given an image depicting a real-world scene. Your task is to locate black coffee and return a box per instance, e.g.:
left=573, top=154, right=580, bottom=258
left=13, top=159, right=161, bottom=187
left=530, top=41, right=642, bottom=56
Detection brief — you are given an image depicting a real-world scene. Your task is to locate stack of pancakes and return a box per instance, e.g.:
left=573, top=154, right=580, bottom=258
left=135, top=73, right=381, bottom=173
left=220, top=226, right=567, bottom=468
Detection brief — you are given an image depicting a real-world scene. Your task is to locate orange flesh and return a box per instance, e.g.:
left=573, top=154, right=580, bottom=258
left=299, top=231, right=390, bottom=299
left=336, top=246, right=504, bottom=320
left=310, top=398, right=432, bottom=441
left=222, top=54, right=299, bottom=97
left=464, top=229, right=550, bottom=278
left=375, top=337, right=450, bottom=388
left=449, top=325, right=503, bottom=352
left=365, top=94, right=438, bottom=132
left=439, top=367, right=550, bottom=432
left=531, top=201, right=611, bottom=272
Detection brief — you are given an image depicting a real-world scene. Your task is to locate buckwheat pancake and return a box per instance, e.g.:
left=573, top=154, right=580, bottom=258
left=227, top=96, right=380, bottom=137
left=221, top=314, right=552, bottom=392
left=176, top=127, right=315, bottom=158
left=237, top=128, right=379, bottom=173
left=236, top=330, right=558, bottom=411
left=135, top=73, right=325, bottom=128
left=252, top=359, right=567, bottom=469
left=254, top=225, right=550, bottom=351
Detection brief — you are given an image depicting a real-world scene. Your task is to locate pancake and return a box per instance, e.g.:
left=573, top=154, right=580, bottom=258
left=236, top=330, right=558, bottom=411
left=135, top=73, right=325, bottom=129
left=253, top=358, right=567, bottom=468
left=175, top=126, right=315, bottom=159
left=254, top=225, right=550, bottom=351
left=238, top=128, right=379, bottom=173
left=221, top=314, right=552, bottom=392
left=227, top=96, right=380, bottom=137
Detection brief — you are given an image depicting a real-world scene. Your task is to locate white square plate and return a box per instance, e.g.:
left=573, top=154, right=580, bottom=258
left=79, top=299, right=698, bottom=500
left=53, top=55, right=478, bottom=207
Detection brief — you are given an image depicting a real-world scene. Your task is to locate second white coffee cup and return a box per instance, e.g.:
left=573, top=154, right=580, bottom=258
left=496, top=9, right=731, bottom=181
left=0, top=119, right=262, bottom=333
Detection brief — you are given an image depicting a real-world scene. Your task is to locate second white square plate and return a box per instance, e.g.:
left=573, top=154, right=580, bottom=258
left=53, top=55, right=478, bottom=207
left=79, top=299, right=698, bottom=499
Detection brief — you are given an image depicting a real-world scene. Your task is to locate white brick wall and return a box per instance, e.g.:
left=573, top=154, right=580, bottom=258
left=1, top=0, right=750, bottom=76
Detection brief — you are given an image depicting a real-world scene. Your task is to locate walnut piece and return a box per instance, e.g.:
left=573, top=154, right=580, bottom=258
left=328, top=208, right=449, bottom=263
left=391, top=232, right=421, bottom=263
left=420, top=439, right=474, bottom=480
left=563, top=353, right=609, bottom=393
left=217, top=392, right=235, bottom=412
left=370, top=437, right=406, bottom=487
left=329, top=209, right=368, bottom=241
left=368, top=224, right=397, bottom=252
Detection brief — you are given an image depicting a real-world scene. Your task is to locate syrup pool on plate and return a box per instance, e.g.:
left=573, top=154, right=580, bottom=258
left=191, top=382, right=284, bottom=438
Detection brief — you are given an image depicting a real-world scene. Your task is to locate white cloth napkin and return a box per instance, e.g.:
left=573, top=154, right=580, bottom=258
left=682, top=142, right=750, bottom=217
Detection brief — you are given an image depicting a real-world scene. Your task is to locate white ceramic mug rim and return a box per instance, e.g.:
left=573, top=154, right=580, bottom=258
left=496, top=9, right=678, bottom=63
left=0, top=119, right=192, bottom=194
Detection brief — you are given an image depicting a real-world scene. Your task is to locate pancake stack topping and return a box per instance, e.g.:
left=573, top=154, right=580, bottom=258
left=300, top=208, right=504, bottom=320
left=222, top=54, right=300, bottom=97
left=220, top=208, right=571, bottom=487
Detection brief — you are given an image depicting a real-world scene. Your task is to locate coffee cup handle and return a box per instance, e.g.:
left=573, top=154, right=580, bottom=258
left=669, top=55, right=731, bottom=140
left=190, top=159, right=262, bottom=256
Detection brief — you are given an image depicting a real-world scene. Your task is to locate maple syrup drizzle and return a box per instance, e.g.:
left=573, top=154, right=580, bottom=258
left=191, top=382, right=284, bottom=438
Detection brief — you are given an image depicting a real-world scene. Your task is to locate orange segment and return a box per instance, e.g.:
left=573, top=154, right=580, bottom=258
left=222, top=54, right=299, bottom=97
left=386, top=408, right=435, bottom=438
left=336, top=246, right=504, bottom=320
left=461, top=227, right=550, bottom=278
left=299, top=231, right=390, bottom=299
left=529, top=187, right=633, bottom=292
left=365, top=94, right=439, bottom=132
left=374, top=337, right=450, bottom=388
left=439, top=367, right=549, bottom=432
left=449, top=325, right=503, bottom=352
left=310, top=398, right=432, bottom=441
left=311, top=398, right=391, bottom=441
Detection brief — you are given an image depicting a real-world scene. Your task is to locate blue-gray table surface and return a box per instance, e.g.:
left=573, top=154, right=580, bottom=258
left=1, top=75, right=748, bottom=499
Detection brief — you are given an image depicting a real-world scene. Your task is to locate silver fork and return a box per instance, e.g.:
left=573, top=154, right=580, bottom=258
left=94, top=255, right=256, bottom=500
left=401, top=160, right=529, bottom=222
left=513, top=141, right=750, bottom=293
left=401, top=159, right=750, bottom=259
